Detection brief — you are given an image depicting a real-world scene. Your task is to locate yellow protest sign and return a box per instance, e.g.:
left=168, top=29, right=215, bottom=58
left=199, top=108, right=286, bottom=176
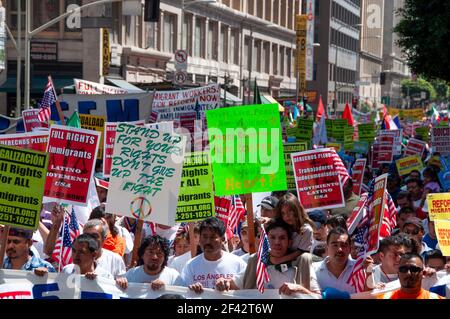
left=434, top=219, right=450, bottom=256
left=326, top=143, right=341, bottom=152
left=427, top=193, right=450, bottom=221
left=395, top=155, right=423, bottom=176
left=79, top=114, right=106, bottom=160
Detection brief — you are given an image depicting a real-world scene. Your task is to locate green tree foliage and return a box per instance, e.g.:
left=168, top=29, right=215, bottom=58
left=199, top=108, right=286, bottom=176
left=401, top=78, right=437, bottom=101
left=430, top=79, right=450, bottom=101
left=394, top=0, right=450, bottom=81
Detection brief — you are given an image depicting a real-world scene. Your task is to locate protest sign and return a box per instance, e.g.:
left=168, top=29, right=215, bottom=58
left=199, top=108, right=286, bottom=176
left=343, top=125, right=354, bottom=151
left=405, top=138, right=427, bottom=157
left=44, top=125, right=100, bottom=206
left=434, top=220, right=450, bottom=256
left=352, top=158, right=367, bottom=196
left=74, top=78, right=129, bottom=95
left=296, top=119, right=314, bottom=141
left=358, top=123, right=376, bottom=142
left=0, top=145, right=48, bottom=230
left=379, top=129, right=402, bottom=156
left=106, top=123, right=186, bottom=226
left=151, top=84, right=220, bottom=121
left=103, top=120, right=145, bottom=177
left=291, top=148, right=345, bottom=212
left=347, top=193, right=368, bottom=235
left=352, top=141, right=369, bottom=154
left=439, top=156, right=450, bottom=192
left=377, top=143, right=394, bottom=164
left=176, top=152, right=215, bottom=222
left=79, top=114, right=106, bottom=160
left=325, top=119, right=333, bottom=138
left=326, top=142, right=341, bottom=152
left=0, top=131, right=49, bottom=152
left=389, top=108, right=423, bottom=121
left=415, top=127, right=430, bottom=142
left=431, top=127, right=450, bottom=155
left=22, top=109, right=46, bottom=132
left=283, top=142, right=308, bottom=190
left=367, top=174, right=388, bottom=255
left=427, top=193, right=450, bottom=221
left=332, top=119, right=347, bottom=142
left=214, top=196, right=232, bottom=231
left=396, top=155, right=423, bottom=176
left=206, top=104, right=287, bottom=196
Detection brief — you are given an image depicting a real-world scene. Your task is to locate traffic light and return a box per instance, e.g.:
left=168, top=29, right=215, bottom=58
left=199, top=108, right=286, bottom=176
left=380, top=72, right=386, bottom=85
left=144, top=0, right=160, bottom=22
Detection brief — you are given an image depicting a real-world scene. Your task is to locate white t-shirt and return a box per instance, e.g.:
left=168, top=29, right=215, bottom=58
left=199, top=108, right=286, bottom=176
left=170, top=251, right=193, bottom=274
left=372, top=264, right=398, bottom=284
left=315, top=257, right=357, bottom=294
left=231, top=248, right=247, bottom=257
left=291, top=224, right=314, bottom=252
left=125, top=265, right=185, bottom=286
left=97, top=248, right=126, bottom=278
left=62, top=263, right=114, bottom=280
left=181, top=251, right=247, bottom=289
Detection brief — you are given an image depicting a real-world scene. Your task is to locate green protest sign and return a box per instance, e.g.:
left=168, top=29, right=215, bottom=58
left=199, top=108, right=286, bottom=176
left=286, top=126, right=298, bottom=138
left=358, top=123, right=376, bottom=142
left=344, top=125, right=354, bottom=151
left=0, top=145, right=48, bottom=230
left=283, top=142, right=308, bottom=190
left=176, top=152, right=215, bottom=222
left=206, top=104, right=287, bottom=196
left=325, top=119, right=333, bottom=138
left=353, top=141, right=369, bottom=154
left=296, top=119, right=314, bottom=140
left=415, top=127, right=430, bottom=141
left=332, top=119, right=348, bottom=141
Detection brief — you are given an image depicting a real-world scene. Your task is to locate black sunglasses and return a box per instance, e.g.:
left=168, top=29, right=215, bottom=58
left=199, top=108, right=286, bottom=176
left=398, top=265, right=423, bottom=274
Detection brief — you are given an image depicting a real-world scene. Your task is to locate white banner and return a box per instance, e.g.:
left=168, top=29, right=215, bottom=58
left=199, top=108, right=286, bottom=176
left=74, top=79, right=129, bottom=95
left=151, top=84, right=220, bottom=121
left=106, top=123, right=186, bottom=226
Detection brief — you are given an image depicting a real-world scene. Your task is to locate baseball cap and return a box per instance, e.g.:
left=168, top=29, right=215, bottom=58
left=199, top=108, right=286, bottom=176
left=258, top=196, right=279, bottom=210
left=8, top=228, right=33, bottom=240
left=308, top=210, right=328, bottom=228
left=403, top=217, right=424, bottom=230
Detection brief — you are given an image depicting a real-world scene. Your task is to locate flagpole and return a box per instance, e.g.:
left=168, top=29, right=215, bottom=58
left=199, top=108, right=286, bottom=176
left=48, top=75, right=66, bottom=125
left=188, top=222, right=197, bottom=259
left=130, top=219, right=144, bottom=268
left=0, top=225, right=10, bottom=269
left=58, top=210, right=66, bottom=272
left=244, top=194, right=256, bottom=254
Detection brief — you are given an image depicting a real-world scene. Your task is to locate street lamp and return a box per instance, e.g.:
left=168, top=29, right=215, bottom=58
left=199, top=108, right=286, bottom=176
left=333, top=23, right=361, bottom=116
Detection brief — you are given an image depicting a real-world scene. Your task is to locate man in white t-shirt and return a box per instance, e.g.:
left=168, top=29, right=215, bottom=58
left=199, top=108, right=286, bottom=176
left=181, top=217, right=247, bottom=293
left=115, top=235, right=184, bottom=290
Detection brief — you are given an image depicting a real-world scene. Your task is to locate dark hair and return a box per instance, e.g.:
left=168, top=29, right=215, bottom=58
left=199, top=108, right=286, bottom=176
left=396, top=190, right=412, bottom=201
left=422, top=166, right=439, bottom=182
left=186, top=222, right=201, bottom=243
left=275, top=193, right=316, bottom=232
left=326, top=214, right=348, bottom=230
left=73, top=233, right=99, bottom=252
left=89, top=205, right=106, bottom=220
left=326, top=226, right=349, bottom=244
left=199, top=217, right=226, bottom=238
left=397, top=207, right=416, bottom=217
left=424, top=249, right=446, bottom=265
left=400, top=252, right=423, bottom=264
left=378, top=234, right=415, bottom=254
left=156, top=294, right=186, bottom=299
left=406, top=178, right=423, bottom=188
left=137, top=235, right=170, bottom=268
left=265, top=218, right=292, bottom=240
left=312, top=243, right=327, bottom=258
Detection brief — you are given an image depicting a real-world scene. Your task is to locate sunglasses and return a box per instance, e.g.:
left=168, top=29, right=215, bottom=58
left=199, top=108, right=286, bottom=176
left=398, top=265, right=423, bottom=274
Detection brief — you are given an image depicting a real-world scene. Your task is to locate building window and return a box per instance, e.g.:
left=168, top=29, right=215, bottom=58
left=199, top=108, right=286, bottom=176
left=182, top=14, right=192, bottom=54
left=163, top=14, right=176, bottom=53
left=279, top=46, right=284, bottom=76
left=145, top=21, right=156, bottom=49
left=230, top=29, right=239, bottom=65
left=255, top=40, right=262, bottom=72
left=34, top=0, right=60, bottom=31
left=244, top=36, right=250, bottom=70
left=248, top=0, right=255, bottom=15
left=219, top=25, right=228, bottom=63
left=286, top=48, right=291, bottom=77
left=194, top=18, right=205, bottom=58
left=273, top=0, right=279, bottom=24
left=263, top=42, right=270, bottom=74
left=272, top=44, right=278, bottom=75
left=207, top=21, right=218, bottom=61
left=7, top=0, right=26, bottom=30
left=265, top=0, right=272, bottom=21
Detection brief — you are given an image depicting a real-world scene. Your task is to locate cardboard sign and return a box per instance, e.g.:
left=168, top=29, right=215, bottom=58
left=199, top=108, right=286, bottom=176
left=396, top=155, right=423, bottom=176
left=291, top=148, right=345, bottom=212
left=283, top=142, right=308, bottom=190
left=332, top=119, right=347, bottom=142
left=103, top=120, right=145, bottom=177
left=79, top=114, right=106, bottom=160
left=22, top=109, right=46, bottom=132
left=347, top=193, right=368, bottom=235
left=106, top=123, right=186, bottom=226
left=352, top=158, right=367, bottom=196
left=296, top=119, right=314, bottom=141
left=405, top=138, right=427, bottom=157
left=427, top=193, right=450, bottom=221
left=0, top=132, right=49, bottom=152
left=434, top=219, right=450, bottom=256
left=44, top=125, right=100, bottom=206
left=206, top=104, right=287, bottom=196
left=367, top=174, right=388, bottom=255
left=379, top=129, right=402, bottom=156
left=431, top=127, right=450, bottom=155
left=343, top=125, right=354, bottom=151
left=325, top=119, right=333, bottom=138
left=214, top=196, right=232, bottom=231
left=176, top=152, right=215, bottom=222
left=358, top=123, right=376, bottom=142
left=0, top=145, right=48, bottom=230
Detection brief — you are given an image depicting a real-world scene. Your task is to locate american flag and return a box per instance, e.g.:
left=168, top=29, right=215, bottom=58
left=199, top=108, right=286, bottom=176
left=38, top=78, right=57, bottom=123
left=176, top=222, right=189, bottom=237
left=347, top=226, right=368, bottom=293
left=380, top=193, right=397, bottom=239
left=227, top=196, right=246, bottom=240
left=256, top=226, right=270, bottom=293
left=52, top=208, right=80, bottom=271
left=330, top=149, right=350, bottom=185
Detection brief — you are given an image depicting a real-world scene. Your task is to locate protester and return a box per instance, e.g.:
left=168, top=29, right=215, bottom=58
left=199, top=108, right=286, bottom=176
left=422, top=217, right=438, bottom=250
left=392, top=207, right=417, bottom=235
left=406, top=178, right=424, bottom=209
left=181, top=217, right=247, bottom=293
left=419, top=166, right=441, bottom=208
left=116, top=235, right=184, bottom=290
left=396, top=190, right=413, bottom=211
left=424, top=250, right=447, bottom=272
left=258, top=195, right=279, bottom=224
left=170, top=222, right=201, bottom=274
left=401, top=217, right=432, bottom=256
left=231, top=219, right=261, bottom=263
left=377, top=253, right=444, bottom=299
left=307, top=210, right=328, bottom=253
left=168, top=232, right=190, bottom=266
left=329, top=179, right=360, bottom=217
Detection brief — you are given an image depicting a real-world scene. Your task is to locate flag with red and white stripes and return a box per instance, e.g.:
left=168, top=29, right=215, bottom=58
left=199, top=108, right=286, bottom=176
left=347, top=227, right=367, bottom=293
left=256, top=226, right=271, bottom=294
left=52, top=209, right=80, bottom=271
left=380, top=193, right=397, bottom=239
left=227, top=196, right=246, bottom=240
left=330, top=149, right=350, bottom=185
left=38, top=77, right=56, bottom=123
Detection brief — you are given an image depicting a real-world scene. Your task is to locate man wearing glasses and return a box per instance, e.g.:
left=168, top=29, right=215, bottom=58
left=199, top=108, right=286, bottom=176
left=377, top=253, right=443, bottom=299
left=401, top=217, right=432, bottom=257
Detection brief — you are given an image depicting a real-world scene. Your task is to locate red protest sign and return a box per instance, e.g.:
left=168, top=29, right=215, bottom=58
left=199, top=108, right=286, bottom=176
left=214, top=195, right=232, bottom=229
left=367, top=174, right=388, bottom=255
left=22, top=109, right=47, bottom=132
left=44, top=125, right=100, bottom=206
left=405, top=138, right=427, bottom=157
left=291, top=148, right=345, bottom=212
left=0, top=132, right=49, bottom=152
left=431, top=127, right=450, bottom=155
left=103, top=120, right=145, bottom=177
left=352, top=158, right=367, bottom=196
left=347, top=193, right=368, bottom=235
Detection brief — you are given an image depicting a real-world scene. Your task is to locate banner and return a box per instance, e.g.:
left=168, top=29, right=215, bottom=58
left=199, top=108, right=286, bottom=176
left=396, top=155, right=423, bottom=176
left=284, top=142, right=308, bottom=190
left=176, top=152, right=215, bottom=222
left=431, top=127, right=450, bottom=155
left=79, top=114, right=106, bottom=160
left=0, top=146, right=47, bottom=230
left=44, top=125, right=100, bottom=206
left=103, top=120, right=145, bottom=177
left=389, top=108, right=423, bottom=121
left=22, top=109, right=46, bottom=132
left=434, top=220, right=450, bottom=256
left=151, top=84, right=220, bottom=121
left=0, top=131, right=49, bottom=152
left=351, top=108, right=373, bottom=123
left=74, top=78, right=129, bottom=95
left=427, top=193, right=450, bottom=221
left=291, top=148, right=345, bottom=212
left=352, top=159, right=367, bottom=196
left=106, top=123, right=186, bottom=226
left=405, top=138, right=427, bottom=157
left=358, top=123, right=376, bottom=142
left=206, top=104, right=287, bottom=196
left=367, top=174, right=388, bottom=255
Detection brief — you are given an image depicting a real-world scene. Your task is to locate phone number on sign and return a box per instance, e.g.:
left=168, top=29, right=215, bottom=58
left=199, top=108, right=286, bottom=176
left=0, top=213, right=35, bottom=226
left=176, top=210, right=213, bottom=221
